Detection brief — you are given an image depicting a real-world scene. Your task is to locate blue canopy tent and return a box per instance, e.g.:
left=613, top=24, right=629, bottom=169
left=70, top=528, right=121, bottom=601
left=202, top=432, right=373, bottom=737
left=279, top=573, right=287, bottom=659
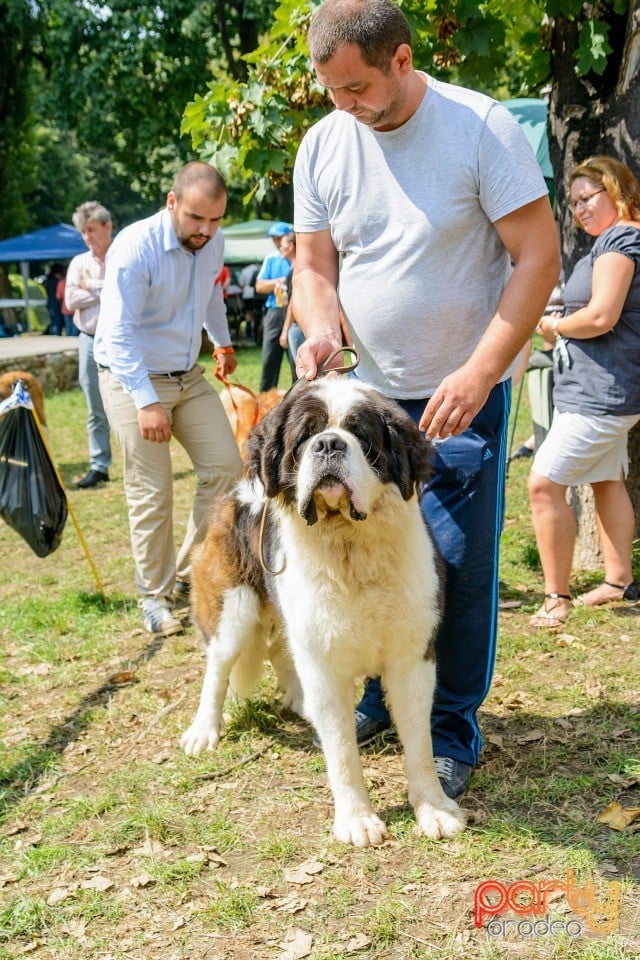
left=0, top=224, right=87, bottom=332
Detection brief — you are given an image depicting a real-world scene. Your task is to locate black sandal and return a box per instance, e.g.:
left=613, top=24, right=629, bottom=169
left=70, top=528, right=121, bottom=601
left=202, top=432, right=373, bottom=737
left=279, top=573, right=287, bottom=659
left=575, top=581, right=639, bottom=606
left=606, top=580, right=639, bottom=602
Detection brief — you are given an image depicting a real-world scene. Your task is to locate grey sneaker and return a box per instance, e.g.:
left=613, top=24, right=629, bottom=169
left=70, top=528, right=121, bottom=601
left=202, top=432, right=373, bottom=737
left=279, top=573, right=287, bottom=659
left=142, top=600, right=183, bottom=636
left=434, top=756, right=472, bottom=800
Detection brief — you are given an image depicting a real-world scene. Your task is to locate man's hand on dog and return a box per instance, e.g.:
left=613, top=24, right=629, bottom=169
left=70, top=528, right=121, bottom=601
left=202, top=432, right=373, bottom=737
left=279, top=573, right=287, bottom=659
left=296, top=333, right=346, bottom=381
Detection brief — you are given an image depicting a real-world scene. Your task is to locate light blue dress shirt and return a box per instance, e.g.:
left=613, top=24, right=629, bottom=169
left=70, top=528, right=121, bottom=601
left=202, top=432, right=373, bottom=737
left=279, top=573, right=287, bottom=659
left=95, top=209, right=231, bottom=409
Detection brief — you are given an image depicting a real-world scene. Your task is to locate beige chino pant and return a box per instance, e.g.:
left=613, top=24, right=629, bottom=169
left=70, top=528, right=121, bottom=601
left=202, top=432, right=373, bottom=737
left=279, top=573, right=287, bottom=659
left=99, top=365, right=242, bottom=601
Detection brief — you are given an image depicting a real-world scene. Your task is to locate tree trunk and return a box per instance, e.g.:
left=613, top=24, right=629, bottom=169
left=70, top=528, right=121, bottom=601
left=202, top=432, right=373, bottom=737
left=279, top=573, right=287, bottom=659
left=548, top=3, right=640, bottom=570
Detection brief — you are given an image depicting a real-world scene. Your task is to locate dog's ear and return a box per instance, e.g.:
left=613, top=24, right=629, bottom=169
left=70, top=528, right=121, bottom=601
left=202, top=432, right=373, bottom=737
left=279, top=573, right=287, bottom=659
left=244, top=391, right=298, bottom=497
left=244, top=411, right=282, bottom=497
left=384, top=406, right=433, bottom=501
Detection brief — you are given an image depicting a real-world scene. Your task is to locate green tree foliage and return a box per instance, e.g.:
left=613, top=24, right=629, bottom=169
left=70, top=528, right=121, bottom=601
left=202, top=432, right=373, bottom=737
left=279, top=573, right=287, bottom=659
left=42, top=0, right=281, bottom=207
left=181, top=0, right=630, bottom=204
left=0, top=0, right=286, bottom=243
left=0, top=0, right=42, bottom=238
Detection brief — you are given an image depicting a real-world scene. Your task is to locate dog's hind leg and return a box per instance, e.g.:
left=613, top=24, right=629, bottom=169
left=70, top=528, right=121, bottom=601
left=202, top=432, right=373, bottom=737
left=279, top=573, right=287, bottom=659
left=269, top=635, right=305, bottom=718
left=384, top=658, right=467, bottom=840
left=181, top=586, right=263, bottom=756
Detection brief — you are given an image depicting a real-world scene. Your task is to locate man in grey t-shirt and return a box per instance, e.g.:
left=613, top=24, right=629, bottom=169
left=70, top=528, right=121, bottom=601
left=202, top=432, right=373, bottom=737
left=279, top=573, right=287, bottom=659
left=293, top=0, right=560, bottom=801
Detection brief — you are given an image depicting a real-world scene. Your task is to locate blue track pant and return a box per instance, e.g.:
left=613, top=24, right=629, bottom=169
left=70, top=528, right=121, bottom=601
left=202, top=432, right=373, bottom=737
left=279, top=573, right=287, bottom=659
left=357, top=380, right=511, bottom=766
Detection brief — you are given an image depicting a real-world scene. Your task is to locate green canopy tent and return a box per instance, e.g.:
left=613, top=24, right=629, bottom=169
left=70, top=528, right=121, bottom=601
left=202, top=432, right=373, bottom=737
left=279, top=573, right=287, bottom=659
left=502, top=98, right=555, bottom=205
left=222, top=219, right=284, bottom=266
left=502, top=99, right=557, bottom=465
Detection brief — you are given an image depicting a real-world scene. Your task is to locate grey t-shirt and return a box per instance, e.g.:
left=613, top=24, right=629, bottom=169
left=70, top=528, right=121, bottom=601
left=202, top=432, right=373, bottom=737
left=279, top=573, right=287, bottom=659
left=294, top=74, right=548, bottom=398
left=553, top=224, right=640, bottom=416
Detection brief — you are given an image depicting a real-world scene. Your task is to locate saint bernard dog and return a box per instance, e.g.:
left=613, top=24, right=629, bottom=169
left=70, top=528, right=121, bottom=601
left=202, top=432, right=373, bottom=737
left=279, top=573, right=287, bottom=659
left=181, top=377, right=466, bottom=847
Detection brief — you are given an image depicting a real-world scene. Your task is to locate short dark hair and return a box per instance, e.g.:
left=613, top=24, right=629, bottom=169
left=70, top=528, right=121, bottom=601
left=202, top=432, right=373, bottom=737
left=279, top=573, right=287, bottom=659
left=172, top=162, right=227, bottom=201
left=307, top=0, right=411, bottom=70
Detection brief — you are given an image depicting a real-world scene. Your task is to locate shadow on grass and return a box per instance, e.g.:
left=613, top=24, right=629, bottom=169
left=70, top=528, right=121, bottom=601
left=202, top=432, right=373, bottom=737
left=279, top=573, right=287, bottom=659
left=205, top=694, right=640, bottom=885
left=467, top=702, right=640, bottom=881
left=0, top=596, right=169, bottom=822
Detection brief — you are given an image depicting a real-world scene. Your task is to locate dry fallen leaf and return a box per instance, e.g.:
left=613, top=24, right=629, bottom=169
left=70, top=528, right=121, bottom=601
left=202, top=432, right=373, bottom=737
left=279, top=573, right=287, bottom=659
left=345, top=934, right=373, bottom=952
left=518, top=728, right=545, bottom=744
left=60, top=919, right=87, bottom=939
left=555, top=717, right=572, bottom=730
left=256, top=885, right=277, bottom=898
left=284, top=858, right=324, bottom=885
left=602, top=773, right=640, bottom=787
left=597, top=801, right=640, bottom=831
left=279, top=928, right=313, bottom=960
left=80, top=875, right=114, bottom=892
left=108, top=670, right=138, bottom=686
left=47, top=887, right=75, bottom=906
left=274, top=895, right=308, bottom=914
left=131, top=839, right=168, bottom=859
left=504, top=691, right=527, bottom=710
left=130, top=871, right=154, bottom=888
left=3, top=821, right=29, bottom=837
left=14, top=831, right=42, bottom=850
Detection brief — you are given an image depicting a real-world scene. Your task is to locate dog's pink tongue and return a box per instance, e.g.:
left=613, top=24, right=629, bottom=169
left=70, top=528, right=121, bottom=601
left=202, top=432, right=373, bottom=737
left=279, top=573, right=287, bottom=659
left=318, top=482, right=346, bottom=509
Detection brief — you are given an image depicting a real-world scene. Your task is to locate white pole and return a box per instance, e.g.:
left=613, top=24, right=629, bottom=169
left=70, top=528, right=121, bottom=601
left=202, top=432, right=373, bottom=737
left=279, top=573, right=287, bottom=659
left=19, top=260, right=31, bottom=333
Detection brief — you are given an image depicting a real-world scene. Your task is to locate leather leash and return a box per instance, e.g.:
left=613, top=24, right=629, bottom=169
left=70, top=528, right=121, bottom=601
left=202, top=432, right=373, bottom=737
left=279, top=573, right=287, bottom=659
left=215, top=368, right=263, bottom=436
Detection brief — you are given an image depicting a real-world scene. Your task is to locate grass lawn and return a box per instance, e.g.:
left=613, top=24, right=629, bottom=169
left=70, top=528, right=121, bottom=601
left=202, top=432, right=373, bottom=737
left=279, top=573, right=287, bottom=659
left=0, top=346, right=638, bottom=960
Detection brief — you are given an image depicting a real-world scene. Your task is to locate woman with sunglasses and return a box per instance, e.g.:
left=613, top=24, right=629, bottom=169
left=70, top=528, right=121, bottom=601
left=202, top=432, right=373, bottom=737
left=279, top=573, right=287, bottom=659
left=529, top=155, right=640, bottom=627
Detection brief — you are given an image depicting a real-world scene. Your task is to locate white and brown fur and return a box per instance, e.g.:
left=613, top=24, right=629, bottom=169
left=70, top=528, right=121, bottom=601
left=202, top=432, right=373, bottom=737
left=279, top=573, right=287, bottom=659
left=181, top=377, right=466, bottom=847
left=0, top=370, right=47, bottom=426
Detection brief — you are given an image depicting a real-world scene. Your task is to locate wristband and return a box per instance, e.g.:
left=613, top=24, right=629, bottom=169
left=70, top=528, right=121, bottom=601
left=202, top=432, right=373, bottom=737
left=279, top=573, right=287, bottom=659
left=551, top=317, right=562, bottom=338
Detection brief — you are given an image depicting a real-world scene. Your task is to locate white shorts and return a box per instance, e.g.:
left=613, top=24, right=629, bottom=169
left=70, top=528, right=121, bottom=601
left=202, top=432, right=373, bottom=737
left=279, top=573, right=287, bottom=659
left=532, top=409, right=640, bottom=486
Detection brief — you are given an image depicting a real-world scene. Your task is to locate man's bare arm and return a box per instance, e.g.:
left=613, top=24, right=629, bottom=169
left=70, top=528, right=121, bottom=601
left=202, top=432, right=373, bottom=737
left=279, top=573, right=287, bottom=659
left=292, top=229, right=342, bottom=379
left=421, top=196, right=561, bottom=439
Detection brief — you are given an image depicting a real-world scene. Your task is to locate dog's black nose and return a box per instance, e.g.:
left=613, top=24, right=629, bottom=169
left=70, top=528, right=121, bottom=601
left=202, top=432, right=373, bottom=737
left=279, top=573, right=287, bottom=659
left=312, top=433, right=347, bottom=457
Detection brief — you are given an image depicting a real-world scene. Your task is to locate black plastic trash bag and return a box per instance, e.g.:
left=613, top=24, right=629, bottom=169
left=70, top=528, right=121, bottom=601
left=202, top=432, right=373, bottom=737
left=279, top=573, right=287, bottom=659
left=0, top=405, right=68, bottom=557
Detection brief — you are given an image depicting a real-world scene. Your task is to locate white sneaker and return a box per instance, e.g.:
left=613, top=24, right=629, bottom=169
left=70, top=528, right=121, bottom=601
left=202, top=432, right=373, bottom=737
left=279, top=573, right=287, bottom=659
left=142, top=600, right=182, bottom=636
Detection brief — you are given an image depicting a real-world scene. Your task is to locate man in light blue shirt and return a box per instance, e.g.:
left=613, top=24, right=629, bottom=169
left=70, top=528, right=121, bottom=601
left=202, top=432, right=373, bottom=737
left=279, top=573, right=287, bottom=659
left=256, top=221, right=294, bottom=390
left=95, top=162, right=243, bottom=636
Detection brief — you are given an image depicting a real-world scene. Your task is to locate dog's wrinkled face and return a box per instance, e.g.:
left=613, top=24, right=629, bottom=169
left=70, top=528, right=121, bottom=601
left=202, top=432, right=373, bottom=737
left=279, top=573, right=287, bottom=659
left=245, top=380, right=432, bottom=525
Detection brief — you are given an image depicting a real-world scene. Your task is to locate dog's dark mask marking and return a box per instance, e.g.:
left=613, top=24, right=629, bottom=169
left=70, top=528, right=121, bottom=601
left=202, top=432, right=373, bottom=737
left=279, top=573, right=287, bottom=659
left=244, top=381, right=433, bottom=510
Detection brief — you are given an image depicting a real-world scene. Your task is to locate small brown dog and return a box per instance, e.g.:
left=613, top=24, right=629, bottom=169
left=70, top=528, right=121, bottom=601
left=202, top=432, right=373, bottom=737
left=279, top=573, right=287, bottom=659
left=220, top=383, right=284, bottom=454
left=0, top=370, right=47, bottom=426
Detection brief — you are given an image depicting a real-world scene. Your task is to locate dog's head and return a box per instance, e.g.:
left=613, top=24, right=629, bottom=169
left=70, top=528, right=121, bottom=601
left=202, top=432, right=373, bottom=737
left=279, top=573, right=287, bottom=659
left=244, top=379, right=432, bottom=525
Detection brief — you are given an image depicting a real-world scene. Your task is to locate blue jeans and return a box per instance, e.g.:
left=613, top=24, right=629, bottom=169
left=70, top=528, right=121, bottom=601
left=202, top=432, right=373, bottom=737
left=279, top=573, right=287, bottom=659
left=78, top=332, right=112, bottom=472
left=287, top=322, right=305, bottom=374
left=357, top=380, right=511, bottom=766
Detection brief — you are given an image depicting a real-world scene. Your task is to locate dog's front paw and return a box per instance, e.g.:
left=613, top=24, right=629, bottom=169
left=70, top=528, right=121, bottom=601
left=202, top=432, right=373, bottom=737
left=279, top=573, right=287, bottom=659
left=414, top=797, right=467, bottom=840
left=333, top=811, right=388, bottom=847
left=180, top=717, right=220, bottom=756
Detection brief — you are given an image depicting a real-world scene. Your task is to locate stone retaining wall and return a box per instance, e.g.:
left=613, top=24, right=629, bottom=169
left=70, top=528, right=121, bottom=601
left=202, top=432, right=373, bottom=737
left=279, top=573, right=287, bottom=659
left=0, top=350, right=79, bottom=393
